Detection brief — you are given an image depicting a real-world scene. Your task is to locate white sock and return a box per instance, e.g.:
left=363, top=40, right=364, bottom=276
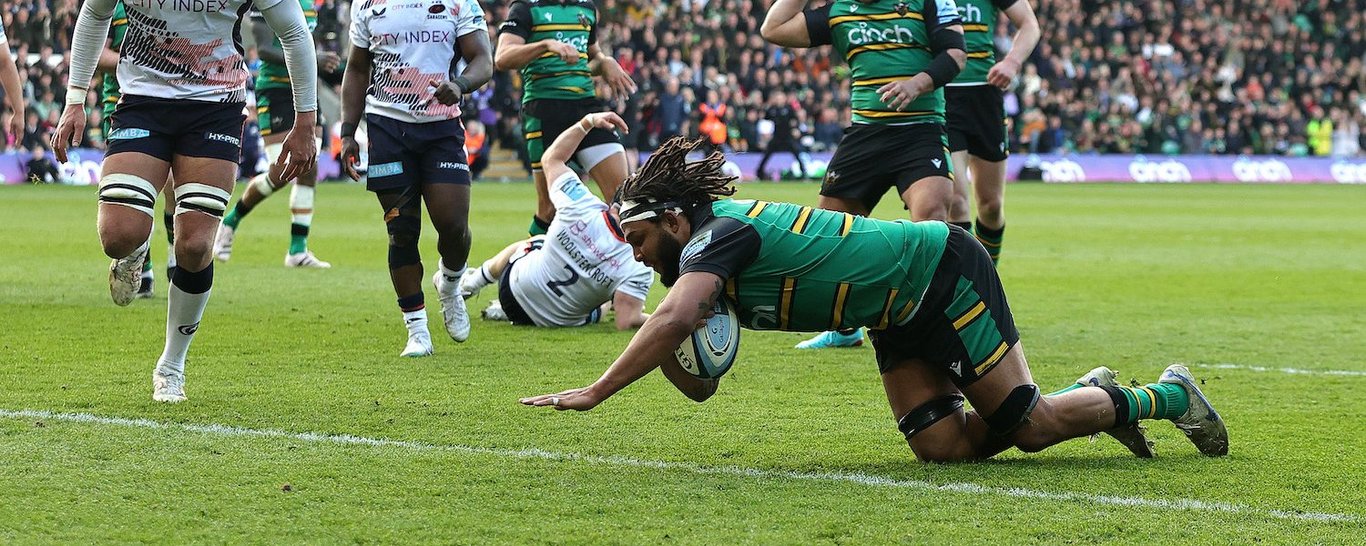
left=438, top=260, right=465, bottom=289
left=248, top=172, right=276, bottom=197
left=462, top=261, right=496, bottom=292
left=157, top=283, right=211, bottom=376
left=403, top=309, right=428, bottom=334
left=480, top=262, right=496, bottom=284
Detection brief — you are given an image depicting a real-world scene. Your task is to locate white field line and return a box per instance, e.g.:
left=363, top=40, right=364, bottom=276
left=2, top=408, right=1359, bottom=524
left=1205, top=363, right=1366, bottom=377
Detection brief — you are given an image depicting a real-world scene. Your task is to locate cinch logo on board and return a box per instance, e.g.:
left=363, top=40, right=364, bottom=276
left=1231, top=158, right=1292, bottom=183
left=1128, top=156, right=1192, bottom=183
left=1039, top=158, right=1086, bottom=182
left=1330, top=161, right=1366, bottom=184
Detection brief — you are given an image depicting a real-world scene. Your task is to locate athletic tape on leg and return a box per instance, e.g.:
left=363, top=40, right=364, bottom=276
left=99, top=173, right=158, bottom=217
left=174, top=183, right=231, bottom=218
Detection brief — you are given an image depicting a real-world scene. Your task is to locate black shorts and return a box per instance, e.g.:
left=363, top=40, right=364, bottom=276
left=256, top=87, right=298, bottom=137
left=522, top=98, right=620, bottom=169
left=365, top=114, right=470, bottom=192
left=497, top=238, right=542, bottom=326
left=867, top=224, right=1018, bottom=386
left=945, top=85, right=1009, bottom=162
left=822, top=123, right=953, bottom=212
left=106, top=94, right=247, bottom=163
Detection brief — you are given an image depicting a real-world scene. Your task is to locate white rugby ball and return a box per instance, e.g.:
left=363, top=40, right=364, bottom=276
left=675, top=297, right=741, bottom=379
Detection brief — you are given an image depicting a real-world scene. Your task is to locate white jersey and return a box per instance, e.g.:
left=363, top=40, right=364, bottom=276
left=117, top=0, right=279, bottom=103
left=509, top=172, right=654, bottom=327
left=349, top=0, right=485, bottom=123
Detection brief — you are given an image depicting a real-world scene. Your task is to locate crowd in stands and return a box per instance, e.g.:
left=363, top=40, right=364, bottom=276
left=3, top=0, right=1364, bottom=178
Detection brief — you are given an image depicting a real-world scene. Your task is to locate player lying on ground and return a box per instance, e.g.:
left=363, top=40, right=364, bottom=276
left=522, top=137, right=1229, bottom=461
left=459, top=112, right=652, bottom=330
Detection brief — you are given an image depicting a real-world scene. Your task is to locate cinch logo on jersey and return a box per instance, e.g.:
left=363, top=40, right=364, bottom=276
left=956, top=2, right=982, bottom=23
left=205, top=132, right=241, bottom=146
left=109, top=128, right=151, bottom=140
left=846, top=22, right=917, bottom=45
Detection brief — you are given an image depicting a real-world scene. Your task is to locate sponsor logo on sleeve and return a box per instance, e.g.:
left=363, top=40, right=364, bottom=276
left=680, top=230, right=713, bottom=264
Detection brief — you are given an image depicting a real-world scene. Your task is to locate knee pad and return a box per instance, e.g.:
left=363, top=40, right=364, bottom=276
left=386, top=213, right=422, bottom=268
left=174, top=183, right=230, bottom=219
left=575, top=142, right=625, bottom=172
left=897, top=394, right=965, bottom=441
left=99, top=173, right=158, bottom=217
left=983, top=384, right=1040, bottom=436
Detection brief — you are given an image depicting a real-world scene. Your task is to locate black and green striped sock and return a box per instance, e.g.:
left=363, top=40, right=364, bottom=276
left=974, top=221, right=1004, bottom=264
left=1099, top=384, right=1189, bottom=425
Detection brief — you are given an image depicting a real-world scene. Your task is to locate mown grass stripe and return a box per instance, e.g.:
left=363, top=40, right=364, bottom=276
left=2, top=408, right=1357, bottom=524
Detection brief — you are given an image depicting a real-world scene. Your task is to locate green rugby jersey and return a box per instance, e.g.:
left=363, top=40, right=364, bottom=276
left=805, top=0, right=962, bottom=125
left=254, top=0, right=319, bottom=92
left=949, top=0, right=1017, bottom=85
left=499, top=0, right=598, bottom=103
left=100, top=2, right=128, bottom=115
left=679, top=200, right=949, bottom=332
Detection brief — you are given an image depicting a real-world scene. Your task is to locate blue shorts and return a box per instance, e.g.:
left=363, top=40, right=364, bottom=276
left=106, top=94, right=247, bottom=163
left=365, top=114, right=470, bottom=192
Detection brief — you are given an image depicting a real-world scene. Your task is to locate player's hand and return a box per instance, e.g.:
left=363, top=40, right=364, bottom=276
left=318, top=51, right=342, bottom=74
left=520, top=386, right=602, bottom=411
left=429, top=79, right=462, bottom=106
left=582, top=111, right=628, bottom=133
left=546, top=40, right=580, bottom=65
left=596, top=55, right=638, bottom=98
left=50, top=103, right=87, bottom=162
left=6, top=107, right=23, bottom=142
left=277, top=111, right=318, bottom=183
left=987, top=58, right=1021, bottom=89
left=340, top=136, right=362, bottom=181
left=878, top=74, right=932, bottom=112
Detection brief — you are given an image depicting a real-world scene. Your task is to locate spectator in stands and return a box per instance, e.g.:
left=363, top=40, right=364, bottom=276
left=25, top=145, right=60, bottom=183
left=656, top=77, right=686, bottom=142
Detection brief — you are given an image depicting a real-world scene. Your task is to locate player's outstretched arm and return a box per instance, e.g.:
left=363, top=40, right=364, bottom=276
left=761, top=0, right=815, bottom=48
left=988, top=0, right=1041, bottom=89
left=520, top=271, right=723, bottom=411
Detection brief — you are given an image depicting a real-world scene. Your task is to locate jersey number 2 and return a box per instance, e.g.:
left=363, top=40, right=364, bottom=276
left=546, top=265, right=580, bottom=296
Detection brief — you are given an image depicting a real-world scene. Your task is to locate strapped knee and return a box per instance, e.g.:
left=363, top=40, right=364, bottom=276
left=386, top=212, right=422, bottom=268
left=983, top=384, right=1040, bottom=436
left=174, top=183, right=230, bottom=219
left=897, top=394, right=965, bottom=441
left=99, top=173, right=158, bottom=217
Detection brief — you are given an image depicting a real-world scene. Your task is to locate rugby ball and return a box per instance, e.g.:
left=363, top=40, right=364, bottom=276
left=674, top=297, right=741, bottom=379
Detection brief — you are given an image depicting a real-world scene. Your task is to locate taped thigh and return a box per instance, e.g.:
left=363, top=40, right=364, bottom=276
left=99, top=173, right=159, bottom=217
left=174, top=183, right=231, bottom=218
left=896, top=394, right=965, bottom=441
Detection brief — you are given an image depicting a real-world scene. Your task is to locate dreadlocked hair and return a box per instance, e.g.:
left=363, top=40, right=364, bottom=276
left=616, top=136, right=737, bottom=213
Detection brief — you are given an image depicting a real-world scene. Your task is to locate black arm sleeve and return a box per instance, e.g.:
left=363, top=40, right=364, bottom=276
left=679, top=217, right=762, bottom=280
left=930, top=27, right=966, bottom=54
left=803, top=3, right=834, bottom=47
left=499, top=1, right=533, bottom=40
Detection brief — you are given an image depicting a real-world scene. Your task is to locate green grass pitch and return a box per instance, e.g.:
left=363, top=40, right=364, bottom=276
left=1, top=180, right=1363, bottom=543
